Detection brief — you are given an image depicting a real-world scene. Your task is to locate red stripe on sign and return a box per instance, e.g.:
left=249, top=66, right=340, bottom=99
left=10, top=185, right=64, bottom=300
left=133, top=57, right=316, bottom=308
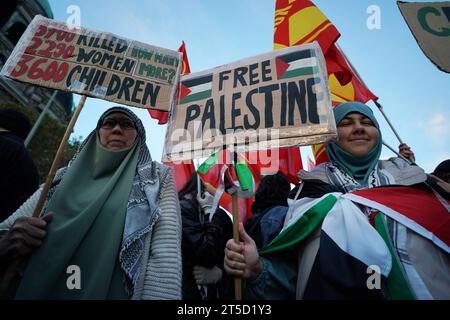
left=178, top=83, right=191, bottom=102
left=275, top=57, right=290, bottom=79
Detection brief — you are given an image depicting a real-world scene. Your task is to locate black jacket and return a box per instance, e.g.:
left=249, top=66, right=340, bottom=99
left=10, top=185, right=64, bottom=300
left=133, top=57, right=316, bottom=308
left=0, top=132, right=39, bottom=221
left=180, top=199, right=233, bottom=300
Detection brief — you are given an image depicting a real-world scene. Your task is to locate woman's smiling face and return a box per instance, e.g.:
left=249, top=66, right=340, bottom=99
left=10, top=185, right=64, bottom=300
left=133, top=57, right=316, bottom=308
left=336, top=112, right=379, bottom=157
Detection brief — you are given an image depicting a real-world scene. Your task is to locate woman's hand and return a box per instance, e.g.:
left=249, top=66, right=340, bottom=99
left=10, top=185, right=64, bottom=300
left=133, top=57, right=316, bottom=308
left=0, top=213, right=53, bottom=261
left=224, top=223, right=262, bottom=280
left=399, top=143, right=415, bottom=162
left=193, top=265, right=223, bottom=285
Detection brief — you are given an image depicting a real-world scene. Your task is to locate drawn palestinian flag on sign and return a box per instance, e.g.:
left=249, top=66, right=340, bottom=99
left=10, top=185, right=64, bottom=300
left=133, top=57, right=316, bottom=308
left=179, top=74, right=213, bottom=104
left=276, top=49, right=318, bottom=80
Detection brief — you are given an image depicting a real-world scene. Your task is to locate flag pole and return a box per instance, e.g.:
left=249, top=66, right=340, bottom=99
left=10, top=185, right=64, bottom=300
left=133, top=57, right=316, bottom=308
left=231, top=144, right=242, bottom=300
left=336, top=44, right=405, bottom=145
left=382, top=140, right=415, bottom=165
left=0, top=95, right=88, bottom=296
left=373, top=100, right=404, bottom=144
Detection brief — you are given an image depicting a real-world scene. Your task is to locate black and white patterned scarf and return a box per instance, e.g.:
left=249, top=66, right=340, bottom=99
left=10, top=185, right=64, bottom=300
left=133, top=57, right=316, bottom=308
left=44, top=106, right=164, bottom=296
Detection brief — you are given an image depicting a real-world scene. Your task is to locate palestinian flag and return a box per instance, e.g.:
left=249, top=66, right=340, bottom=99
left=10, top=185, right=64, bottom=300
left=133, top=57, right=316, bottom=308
left=344, top=185, right=450, bottom=253
left=276, top=49, right=318, bottom=80
left=226, top=152, right=261, bottom=199
left=179, top=74, right=213, bottom=104
left=197, top=149, right=261, bottom=222
left=197, top=149, right=260, bottom=199
left=197, top=149, right=229, bottom=191
left=260, top=193, right=397, bottom=299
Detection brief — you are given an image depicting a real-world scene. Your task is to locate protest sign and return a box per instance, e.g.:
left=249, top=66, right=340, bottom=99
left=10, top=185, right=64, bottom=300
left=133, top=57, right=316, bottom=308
left=163, top=42, right=336, bottom=162
left=0, top=15, right=181, bottom=111
left=398, top=1, right=450, bottom=73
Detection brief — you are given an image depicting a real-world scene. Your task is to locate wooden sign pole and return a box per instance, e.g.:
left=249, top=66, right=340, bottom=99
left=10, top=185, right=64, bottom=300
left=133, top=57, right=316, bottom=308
left=231, top=146, right=242, bottom=300
left=231, top=192, right=242, bottom=300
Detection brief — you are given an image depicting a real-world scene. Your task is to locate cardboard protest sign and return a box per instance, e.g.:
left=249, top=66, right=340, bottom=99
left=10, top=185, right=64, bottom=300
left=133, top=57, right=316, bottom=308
left=0, top=15, right=181, bottom=111
left=163, top=42, right=336, bottom=162
left=398, top=1, right=450, bottom=73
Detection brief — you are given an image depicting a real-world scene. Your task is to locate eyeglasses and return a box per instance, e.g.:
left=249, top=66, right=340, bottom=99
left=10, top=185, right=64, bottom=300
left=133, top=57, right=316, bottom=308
left=101, top=118, right=136, bottom=130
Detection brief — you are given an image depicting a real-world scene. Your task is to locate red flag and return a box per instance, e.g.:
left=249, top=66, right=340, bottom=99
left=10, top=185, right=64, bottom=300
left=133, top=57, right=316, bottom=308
left=325, top=44, right=352, bottom=86
left=163, top=160, right=196, bottom=192
left=247, top=147, right=302, bottom=184
left=178, top=40, right=191, bottom=74
left=274, top=0, right=340, bottom=52
left=148, top=41, right=191, bottom=125
left=327, top=44, right=378, bottom=105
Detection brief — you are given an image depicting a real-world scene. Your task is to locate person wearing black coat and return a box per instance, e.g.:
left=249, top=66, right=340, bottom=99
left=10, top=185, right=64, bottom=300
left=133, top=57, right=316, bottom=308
left=0, top=109, right=39, bottom=222
left=179, top=173, right=233, bottom=300
left=245, top=172, right=291, bottom=249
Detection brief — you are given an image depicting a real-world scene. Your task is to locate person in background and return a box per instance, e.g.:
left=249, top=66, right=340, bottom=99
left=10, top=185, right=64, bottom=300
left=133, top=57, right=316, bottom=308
left=179, top=172, right=233, bottom=300
left=0, top=109, right=39, bottom=222
left=432, top=160, right=450, bottom=183
left=428, top=159, right=450, bottom=194
left=245, top=172, right=290, bottom=249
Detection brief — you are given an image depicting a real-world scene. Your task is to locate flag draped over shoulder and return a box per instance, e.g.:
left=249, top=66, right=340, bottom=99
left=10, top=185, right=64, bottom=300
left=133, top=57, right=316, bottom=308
left=260, top=184, right=449, bottom=299
left=274, top=0, right=378, bottom=165
left=260, top=193, right=392, bottom=299
left=344, top=185, right=450, bottom=252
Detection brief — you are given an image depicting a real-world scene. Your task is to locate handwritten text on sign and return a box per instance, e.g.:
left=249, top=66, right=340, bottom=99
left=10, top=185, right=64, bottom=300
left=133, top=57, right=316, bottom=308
left=163, top=43, right=337, bottom=162
left=1, top=15, right=181, bottom=111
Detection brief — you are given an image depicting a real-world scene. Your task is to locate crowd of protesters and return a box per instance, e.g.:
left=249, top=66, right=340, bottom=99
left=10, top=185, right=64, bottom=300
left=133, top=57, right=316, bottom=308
left=0, top=102, right=448, bottom=300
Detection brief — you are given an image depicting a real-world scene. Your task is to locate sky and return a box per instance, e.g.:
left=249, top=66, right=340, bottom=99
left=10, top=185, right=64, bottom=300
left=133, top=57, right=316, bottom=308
left=47, top=0, right=450, bottom=173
